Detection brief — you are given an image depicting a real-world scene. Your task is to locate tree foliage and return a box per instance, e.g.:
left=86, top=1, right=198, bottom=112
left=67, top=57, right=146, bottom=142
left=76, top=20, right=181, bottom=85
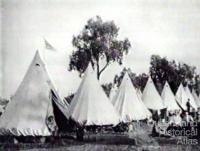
left=150, top=55, right=199, bottom=94
left=112, top=55, right=200, bottom=95
left=65, top=54, right=200, bottom=102
left=101, top=83, right=113, bottom=97
left=69, top=16, right=131, bottom=79
left=113, top=68, right=148, bottom=91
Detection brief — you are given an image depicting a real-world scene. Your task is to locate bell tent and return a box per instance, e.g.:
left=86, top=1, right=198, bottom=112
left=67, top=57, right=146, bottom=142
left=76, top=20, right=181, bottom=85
left=142, top=77, right=165, bottom=110
left=112, top=73, right=151, bottom=122
left=69, top=64, right=119, bottom=126
left=161, top=82, right=180, bottom=111
left=175, top=84, right=190, bottom=110
left=0, top=51, right=69, bottom=136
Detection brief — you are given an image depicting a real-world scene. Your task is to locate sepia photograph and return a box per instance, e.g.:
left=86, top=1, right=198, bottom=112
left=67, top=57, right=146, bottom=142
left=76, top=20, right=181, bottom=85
left=0, top=0, right=200, bottom=150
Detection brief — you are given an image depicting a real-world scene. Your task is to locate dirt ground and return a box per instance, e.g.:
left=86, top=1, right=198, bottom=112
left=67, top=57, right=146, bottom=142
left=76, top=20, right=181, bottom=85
left=1, top=142, right=200, bottom=151
left=0, top=135, right=200, bottom=151
left=0, top=124, right=199, bottom=151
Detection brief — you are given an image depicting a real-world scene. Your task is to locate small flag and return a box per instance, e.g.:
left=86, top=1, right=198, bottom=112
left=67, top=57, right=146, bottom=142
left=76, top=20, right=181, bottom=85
left=44, top=38, right=56, bottom=51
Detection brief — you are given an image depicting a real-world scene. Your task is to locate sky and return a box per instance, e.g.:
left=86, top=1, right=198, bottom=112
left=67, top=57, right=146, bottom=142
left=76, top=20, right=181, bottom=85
left=0, top=1, right=2, bottom=97
left=1, top=0, right=200, bottom=99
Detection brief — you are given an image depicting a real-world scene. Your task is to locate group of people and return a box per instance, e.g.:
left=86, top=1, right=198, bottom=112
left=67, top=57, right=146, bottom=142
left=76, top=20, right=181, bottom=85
left=152, top=99, right=200, bottom=138
left=73, top=99, right=200, bottom=140
left=168, top=99, right=200, bottom=125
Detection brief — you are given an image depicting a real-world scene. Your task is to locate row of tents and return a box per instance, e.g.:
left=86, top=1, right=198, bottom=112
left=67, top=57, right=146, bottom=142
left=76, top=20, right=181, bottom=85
left=111, top=73, right=200, bottom=112
left=0, top=50, right=200, bottom=137
left=142, top=76, right=200, bottom=111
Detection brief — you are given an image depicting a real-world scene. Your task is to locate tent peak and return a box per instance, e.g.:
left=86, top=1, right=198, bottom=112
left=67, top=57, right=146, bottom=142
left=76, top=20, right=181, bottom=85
left=164, top=81, right=170, bottom=88
left=112, top=72, right=151, bottom=122
left=83, top=63, right=96, bottom=78
left=162, top=81, right=180, bottom=111
left=142, top=76, right=165, bottom=110
left=123, top=72, right=131, bottom=80
left=0, top=51, right=69, bottom=136
left=69, top=62, right=119, bottom=126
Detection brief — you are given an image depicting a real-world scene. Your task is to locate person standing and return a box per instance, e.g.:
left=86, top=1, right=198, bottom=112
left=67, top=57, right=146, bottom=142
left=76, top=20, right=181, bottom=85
left=186, top=99, right=191, bottom=114
left=76, top=126, right=85, bottom=141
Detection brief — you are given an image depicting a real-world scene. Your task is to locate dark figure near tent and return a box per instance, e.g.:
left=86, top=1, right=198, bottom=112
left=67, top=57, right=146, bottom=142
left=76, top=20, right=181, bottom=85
left=76, top=126, right=85, bottom=141
left=191, top=108, right=197, bottom=120
left=46, top=116, right=58, bottom=136
left=186, top=99, right=191, bottom=114
left=152, top=110, right=159, bottom=123
left=152, top=124, right=159, bottom=137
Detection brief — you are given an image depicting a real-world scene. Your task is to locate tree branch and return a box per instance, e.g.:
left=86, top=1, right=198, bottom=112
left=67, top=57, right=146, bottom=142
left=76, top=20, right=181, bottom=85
left=99, top=62, right=109, bottom=76
left=96, top=57, right=100, bottom=80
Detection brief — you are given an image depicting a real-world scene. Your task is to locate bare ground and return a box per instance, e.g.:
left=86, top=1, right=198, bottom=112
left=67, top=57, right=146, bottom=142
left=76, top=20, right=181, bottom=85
left=0, top=134, right=200, bottom=151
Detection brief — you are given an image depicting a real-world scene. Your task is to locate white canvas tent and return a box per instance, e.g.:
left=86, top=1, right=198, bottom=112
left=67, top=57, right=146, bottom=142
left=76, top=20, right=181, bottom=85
left=175, top=84, right=190, bottom=110
left=0, top=51, right=69, bottom=136
left=112, top=73, right=151, bottom=122
left=192, top=90, right=200, bottom=108
left=161, top=82, right=180, bottom=111
left=142, top=77, right=165, bottom=110
left=184, top=86, right=198, bottom=110
left=69, top=64, right=119, bottom=126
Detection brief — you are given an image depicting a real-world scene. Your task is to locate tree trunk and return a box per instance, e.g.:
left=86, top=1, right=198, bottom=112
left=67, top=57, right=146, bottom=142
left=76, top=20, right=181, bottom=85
left=97, top=61, right=100, bottom=80
left=96, top=59, right=109, bottom=80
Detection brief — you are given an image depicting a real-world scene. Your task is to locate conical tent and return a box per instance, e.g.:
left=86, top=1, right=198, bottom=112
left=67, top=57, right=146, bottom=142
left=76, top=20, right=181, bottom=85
left=175, top=84, right=190, bottom=110
left=0, top=51, right=69, bottom=136
left=161, top=82, right=180, bottom=111
left=192, top=90, right=200, bottom=108
left=69, top=64, right=119, bottom=126
left=142, top=77, right=165, bottom=110
left=112, top=73, right=151, bottom=122
left=184, top=86, right=197, bottom=110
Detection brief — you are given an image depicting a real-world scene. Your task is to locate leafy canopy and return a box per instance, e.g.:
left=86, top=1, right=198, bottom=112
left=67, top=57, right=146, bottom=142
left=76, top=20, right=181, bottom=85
left=69, top=16, right=131, bottom=79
